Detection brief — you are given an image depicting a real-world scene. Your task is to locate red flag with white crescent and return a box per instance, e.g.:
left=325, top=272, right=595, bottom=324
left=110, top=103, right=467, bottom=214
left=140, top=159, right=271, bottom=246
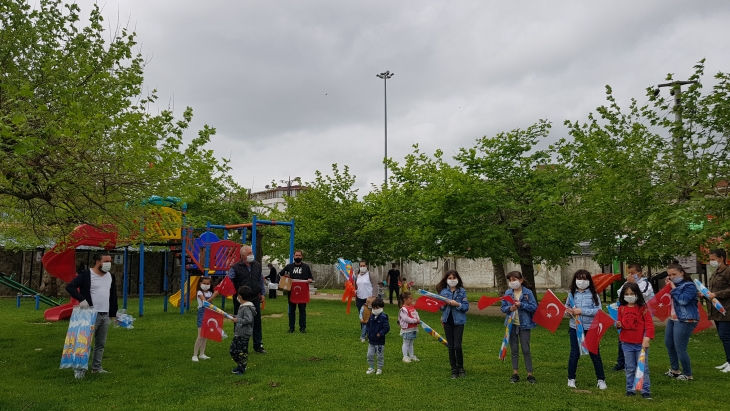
left=582, top=309, right=614, bottom=355
left=415, top=296, right=446, bottom=313
left=201, top=309, right=224, bottom=342
left=647, top=284, right=672, bottom=321
left=694, top=302, right=714, bottom=334
left=532, top=289, right=565, bottom=333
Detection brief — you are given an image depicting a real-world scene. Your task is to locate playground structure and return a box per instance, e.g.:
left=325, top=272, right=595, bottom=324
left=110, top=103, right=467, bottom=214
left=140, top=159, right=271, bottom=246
left=32, top=196, right=295, bottom=321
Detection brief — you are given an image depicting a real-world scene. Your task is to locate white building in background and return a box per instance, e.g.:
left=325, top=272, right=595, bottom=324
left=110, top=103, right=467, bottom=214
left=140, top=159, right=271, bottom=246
left=250, top=184, right=308, bottom=213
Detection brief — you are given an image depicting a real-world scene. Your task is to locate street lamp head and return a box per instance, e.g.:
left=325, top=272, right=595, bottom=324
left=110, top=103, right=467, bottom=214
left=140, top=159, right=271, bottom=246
left=377, top=70, right=394, bottom=79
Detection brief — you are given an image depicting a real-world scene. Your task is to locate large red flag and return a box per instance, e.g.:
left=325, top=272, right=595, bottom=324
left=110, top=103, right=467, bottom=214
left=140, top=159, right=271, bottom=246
left=532, top=289, right=565, bottom=333
left=477, top=296, right=502, bottom=310
left=647, top=284, right=672, bottom=321
left=582, top=309, right=615, bottom=355
left=694, top=302, right=714, bottom=334
left=215, top=276, right=237, bottom=297
left=415, top=296, right=446, bottom=313
left=290, top=280, right=310, bottom=304
left=201, top=309, right=225, bottom=342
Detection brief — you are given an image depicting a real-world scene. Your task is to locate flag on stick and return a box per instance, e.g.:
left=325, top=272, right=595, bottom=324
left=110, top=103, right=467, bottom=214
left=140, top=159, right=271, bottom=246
left=647, top=284, right=672, bottom=321
left=582, top=309, right=614, bottom=355
left=477, top=296, right=502, bottom=310
left=694, top=279, right=726, bottom=316
left=215, top=276, right=237, bottom=297
left=499, top=312, right=516, bottom=361
left=566, top=294, right=589, bottom=355
left=201, top=309, right=225, bottom=342
left=532, top=289, right=565, bottom=333
left=634, top=347, right=647, bottom=391
left=202, top=301, right=235, bottom=320
left=420, top=321, right=449, bottom=347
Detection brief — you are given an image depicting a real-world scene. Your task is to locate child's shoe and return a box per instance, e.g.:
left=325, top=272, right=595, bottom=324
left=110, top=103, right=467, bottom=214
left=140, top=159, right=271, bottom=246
left=458, top=368, right=466, bottom=377
left=191, top=356, right=199, bottom=362
left=527, top=375, right=537, bottom=384
left=626, top=391, right=636, bottom=397
left=360, top=337, right=366, bottom=343
left=510, top=374, right=520, bottom=383
left=641, top=393, right=652, bottom=400
left=567, top=379, right=576, bottom=388
left=366, top=368, right=375, bottom=374
left=231, top=366, right=245, bottom=375
left=376, top=369, right=382, bottom=375
left=402, top=357, right=412, bottom=363
left=410, top=355, right=420, bottom=362
left=597, top=380, right=607, bottom=390
left=199, top=354, right=210, bottom=360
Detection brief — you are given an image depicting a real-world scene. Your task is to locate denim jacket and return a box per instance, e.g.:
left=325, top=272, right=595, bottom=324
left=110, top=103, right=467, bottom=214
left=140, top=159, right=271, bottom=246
left=500, top=287, right=538, bottom=330
left=567, top=290, right=601, bottom=330
left=670, top=280, right=699, bottom=321
left=439, top=287, right=469, bottom=325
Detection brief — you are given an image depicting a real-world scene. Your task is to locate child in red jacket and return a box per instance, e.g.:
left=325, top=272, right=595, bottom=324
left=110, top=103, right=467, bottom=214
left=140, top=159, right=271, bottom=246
left=616, top=282, right=655, bottom=399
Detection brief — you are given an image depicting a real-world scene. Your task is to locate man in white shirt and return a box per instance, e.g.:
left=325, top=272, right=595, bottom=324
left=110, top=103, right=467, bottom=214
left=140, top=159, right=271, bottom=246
left=612, top=263, right=654, bottom=371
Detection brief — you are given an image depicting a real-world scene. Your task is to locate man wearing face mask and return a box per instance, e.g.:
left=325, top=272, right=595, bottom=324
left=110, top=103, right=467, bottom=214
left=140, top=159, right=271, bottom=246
left=66, top=252, right=118, bottom=374
left=229, top=245, right=267, bottom=354
left=612, top=263, right=654, bottom=371
left=279, top=250, right=314, bottom=333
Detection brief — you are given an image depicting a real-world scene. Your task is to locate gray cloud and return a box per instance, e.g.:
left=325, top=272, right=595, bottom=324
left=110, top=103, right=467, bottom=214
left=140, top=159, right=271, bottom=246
left=79, top=0, right=730, bottom=192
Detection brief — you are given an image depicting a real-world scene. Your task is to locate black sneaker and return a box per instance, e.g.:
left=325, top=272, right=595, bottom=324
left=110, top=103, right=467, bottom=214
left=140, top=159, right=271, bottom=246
left=451, top=370, right=458, bottom=379
left=612, top=364, right=625, bottom=372
left=287, top=328, right=295, bottom=333
left=232, top=366, right=244, bottom=375
left=458, top=368, right=466, bottom=378
left=510, top=374, right=520, bottom=383
left=642, top=393, right=652, bottom=400
left=299, top=328, right=307, bottom=333
left=626, top=391, right=636, bottom=397
left=255, top=348, right=268, bottom=354
left=527, top=375, right=537, bottom=384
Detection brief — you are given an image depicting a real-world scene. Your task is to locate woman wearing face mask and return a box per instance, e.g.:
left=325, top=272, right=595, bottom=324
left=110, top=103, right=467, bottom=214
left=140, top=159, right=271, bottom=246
left=706, top=249, right=730, bottom=373
left=436, top=270, right=469, bottom=378
left=663, top=264, right=699, bottom=380
left=500, top=271, right=538, bottom=384
left=355, top=261, right=379, bottom=341
left=566, top=269, right=607, bottom=390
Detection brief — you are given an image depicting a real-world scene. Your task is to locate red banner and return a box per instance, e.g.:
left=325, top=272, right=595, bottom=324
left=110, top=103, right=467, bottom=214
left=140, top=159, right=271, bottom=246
left=582, top=309, right=615, bottom=355
left=533, top=290, right=565, bottom=333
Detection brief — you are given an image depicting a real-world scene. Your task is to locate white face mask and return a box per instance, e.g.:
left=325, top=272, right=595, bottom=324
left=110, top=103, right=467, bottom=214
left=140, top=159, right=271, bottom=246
left=508, top=281, right=521, bottom=290
left=371, top=308, right=383, bottom=316
left=359, top=267, right=367, bottom=273
left=101, top=262, right=111, bottom=272
left=575, top=279, right=589, bottom=290
left=246, top=255, right=255, bottom=263
left=447, top=279, right=458, bottom=288
left=671, top=276, right=683, bottom=284
left=624, top=295, right=637, bottom=304
left=200, top=284, right=210, bottom=291
left=709, top=260, right=720, bottom=268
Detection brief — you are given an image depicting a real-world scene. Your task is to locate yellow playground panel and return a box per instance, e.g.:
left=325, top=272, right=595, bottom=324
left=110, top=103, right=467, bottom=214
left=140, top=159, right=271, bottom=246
left=147, top=207, right=182, bottom=240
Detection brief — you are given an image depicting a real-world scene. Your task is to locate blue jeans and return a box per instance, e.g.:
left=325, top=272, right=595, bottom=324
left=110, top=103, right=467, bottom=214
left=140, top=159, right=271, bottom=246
left=568, top=327, right=605, bottom=380
left=622, top=343, right=650, bottom=394
left=360, top=324, right=368, bottom=339
left=664, top=320, right=698, bottom=376
left=716, top=321, right=730, bottom=363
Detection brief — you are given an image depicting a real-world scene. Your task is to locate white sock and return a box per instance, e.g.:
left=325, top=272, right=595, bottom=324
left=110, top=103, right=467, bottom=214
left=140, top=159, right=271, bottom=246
left=408, top=340, right=415, bottom=357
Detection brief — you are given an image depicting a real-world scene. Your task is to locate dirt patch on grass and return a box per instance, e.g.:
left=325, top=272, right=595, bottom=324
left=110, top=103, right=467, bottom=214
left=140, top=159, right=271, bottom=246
left=261, top=313, right=283, bottom=318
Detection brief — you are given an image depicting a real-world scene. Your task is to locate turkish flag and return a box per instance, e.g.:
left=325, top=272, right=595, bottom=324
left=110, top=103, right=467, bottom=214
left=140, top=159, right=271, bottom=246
left=694, top=302, right=714, bottom=334
left=290, top=280, right=310, bottom=304
left=477, top=296, right=502, bottom=310
left=215, top=276, right=237, bottom=297
left=502, top=295, right=515, bottom=305
left=647, top=284, right=672, bottom=321
left=201, top=309, right=224, bottom=342
left=582, top=309, right=615, bottom=355
left=533, top=289, right=566, bottom=333
left=415, top=296, right=446, bottom=313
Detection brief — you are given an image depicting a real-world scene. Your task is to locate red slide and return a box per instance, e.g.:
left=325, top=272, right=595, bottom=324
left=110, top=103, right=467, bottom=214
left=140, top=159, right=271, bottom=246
left=43, top=224, right=117, bottom=321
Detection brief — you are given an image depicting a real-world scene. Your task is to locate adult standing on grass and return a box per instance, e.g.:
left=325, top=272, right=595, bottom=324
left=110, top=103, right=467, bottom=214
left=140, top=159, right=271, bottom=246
left=280, top=250, right=314, bottom=333
left=663, top=264, right=699, bottom=381
left=229, top=245, right=267, bottom=354
left=612, top=263, right=654, bottom=372
left=707, top=249, right=730, bottom=373
left=386, top=263, right=401, bottom=304
left=65, top=252, right=118, bottom=374
left=267, top=263, right=278, bottom=299
left=355, top=260, right=379, bottom=337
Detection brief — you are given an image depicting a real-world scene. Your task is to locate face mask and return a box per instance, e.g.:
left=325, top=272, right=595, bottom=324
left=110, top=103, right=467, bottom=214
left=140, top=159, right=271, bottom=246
left=671, top=276, right=683, bottom=284
left=508, top=281, right=521, bottom=290
left=624, top=295, right=637, bottom=304
left=447, top=279, right=458, bottom=287
left=709, top=260, right=720, bottom=268
left=372, top=308, right=383, bottom=316
left=359, top=267, right=367, bottom=273
left=575, top=280, right=589, bottom=290
left=631, top=274, right=639, bottom=281
left=246, top=255, right=255, bottom=263
left=294, top=257, right=302, bottom=263
left=201, top=284, right=210, bottom=291
left=101, top=262, right=111, bottom=272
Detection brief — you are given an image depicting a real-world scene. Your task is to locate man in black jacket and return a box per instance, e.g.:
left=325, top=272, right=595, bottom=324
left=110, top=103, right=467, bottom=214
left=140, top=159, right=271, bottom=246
left=228, top=245, right=267, bottom=353
left=279, top=250, right=314, bottom=333
left=66, top=252, right=118, bottom=374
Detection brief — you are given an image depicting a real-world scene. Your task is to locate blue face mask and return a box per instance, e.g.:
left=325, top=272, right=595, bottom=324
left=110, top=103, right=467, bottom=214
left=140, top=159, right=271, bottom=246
left=671, top=276, right=683, bottom=284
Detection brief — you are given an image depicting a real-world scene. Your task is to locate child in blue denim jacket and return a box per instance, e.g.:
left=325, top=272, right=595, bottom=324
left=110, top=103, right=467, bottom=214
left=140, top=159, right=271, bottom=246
left=500, top=271, right=538, bottom=384
left=437, top=270, right=469, bottom=379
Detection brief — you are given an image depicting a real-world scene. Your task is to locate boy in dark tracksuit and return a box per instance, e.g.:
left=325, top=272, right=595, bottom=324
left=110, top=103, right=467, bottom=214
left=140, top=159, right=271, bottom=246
left=366, top=298, right=390, bottom=375
left=230, top=286, right=256, bottom=375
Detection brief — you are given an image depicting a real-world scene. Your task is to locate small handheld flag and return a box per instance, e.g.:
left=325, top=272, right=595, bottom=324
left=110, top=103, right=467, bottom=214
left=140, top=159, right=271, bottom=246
left=499, top=312, right=516, bottom=361
left=420, top=321, right=449, bottom=347
left=694, top=279, right=726, bottom=316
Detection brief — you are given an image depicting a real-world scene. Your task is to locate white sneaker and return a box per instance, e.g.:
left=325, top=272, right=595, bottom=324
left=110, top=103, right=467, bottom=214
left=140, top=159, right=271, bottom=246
left=567, top=379, right=576, bottom=388
left=410, top=356, right=420, bottom=362
left=366, top=368, right=375, bottom=374
left=376, top=369, right=382, bottom=375
left=722, top=364, right=730, bottom=373
left=199, top=354, right=210, bottom=360
left=716, top=362, right=729, bottom=369
left=360, top=338, right=366, bottom=343
left=403, top=357, right=412, bottom=363
left=597, top=380, right=607, bottom=390
left=191, top=356, right=199, bottom=362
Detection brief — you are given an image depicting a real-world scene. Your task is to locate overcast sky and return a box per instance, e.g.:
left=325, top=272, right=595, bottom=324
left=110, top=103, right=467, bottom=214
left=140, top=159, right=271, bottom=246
left=76, top=0, right=730, bottom=194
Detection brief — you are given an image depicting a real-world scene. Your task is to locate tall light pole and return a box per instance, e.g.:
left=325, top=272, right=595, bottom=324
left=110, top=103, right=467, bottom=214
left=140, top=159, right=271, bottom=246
left=376, top=70, right=393, bottom=186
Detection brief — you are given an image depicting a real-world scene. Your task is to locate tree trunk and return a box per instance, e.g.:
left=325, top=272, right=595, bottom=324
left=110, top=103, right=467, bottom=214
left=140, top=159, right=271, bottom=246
left=40, top=271, right=58, bottom=297
left=512, top=234, right=536, bottom=292
left=493, top=261, right=508, bottom=296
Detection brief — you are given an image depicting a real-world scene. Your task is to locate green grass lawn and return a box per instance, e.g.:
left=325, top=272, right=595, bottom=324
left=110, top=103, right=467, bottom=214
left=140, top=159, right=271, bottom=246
left=0, top=295, right=726, bottom=411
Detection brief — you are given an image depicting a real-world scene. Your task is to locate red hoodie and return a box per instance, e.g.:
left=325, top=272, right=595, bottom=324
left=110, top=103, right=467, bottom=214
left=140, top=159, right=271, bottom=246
left=618, top=305, right=655, bottom=344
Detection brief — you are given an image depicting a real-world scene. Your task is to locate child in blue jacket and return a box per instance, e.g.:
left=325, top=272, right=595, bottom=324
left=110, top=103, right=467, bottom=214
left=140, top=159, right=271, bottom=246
left=500, top=271, right=538, bottom=384
left=366, top=298, right=390, bottom=375
left=438, top=269, right=469, bottom=378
